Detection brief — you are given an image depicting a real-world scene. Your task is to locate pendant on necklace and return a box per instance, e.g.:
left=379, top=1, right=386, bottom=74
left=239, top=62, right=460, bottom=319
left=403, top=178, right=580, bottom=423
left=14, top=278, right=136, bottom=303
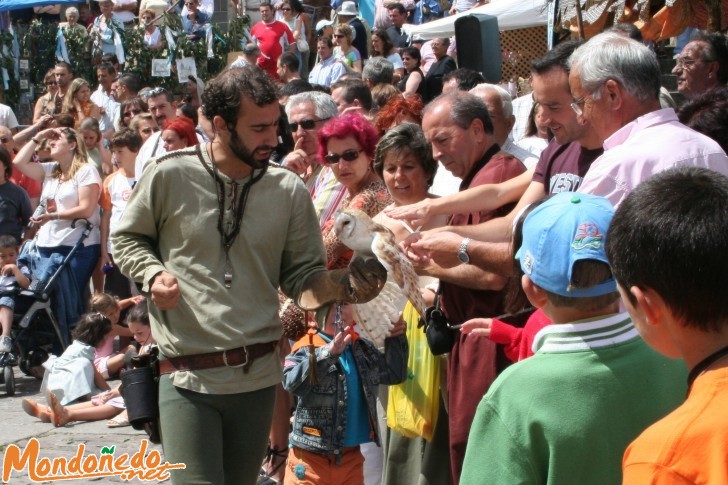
left=224, top=256, right=233, bottom=288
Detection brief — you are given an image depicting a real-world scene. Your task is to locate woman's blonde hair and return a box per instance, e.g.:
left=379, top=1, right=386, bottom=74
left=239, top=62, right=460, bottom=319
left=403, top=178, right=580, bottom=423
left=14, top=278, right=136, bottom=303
left=62, top=78, right=90, bottom=114
left=50, top=127, right=91, bottom=180
left=335, top=23, right=353, bottom=43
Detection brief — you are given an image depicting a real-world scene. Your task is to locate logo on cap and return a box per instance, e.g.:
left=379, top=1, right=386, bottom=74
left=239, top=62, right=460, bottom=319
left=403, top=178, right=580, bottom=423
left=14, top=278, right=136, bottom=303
left=572, top=222, right=604, bottom=251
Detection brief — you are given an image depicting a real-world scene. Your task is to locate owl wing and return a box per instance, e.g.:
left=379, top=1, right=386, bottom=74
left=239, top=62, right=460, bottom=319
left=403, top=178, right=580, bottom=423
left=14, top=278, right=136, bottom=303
left=351, top=229, right=427, bottom=348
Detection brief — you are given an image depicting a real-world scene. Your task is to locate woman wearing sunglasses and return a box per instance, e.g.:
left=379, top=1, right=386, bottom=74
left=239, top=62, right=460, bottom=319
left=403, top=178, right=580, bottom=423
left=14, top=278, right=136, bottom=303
left=33, top=70, right=59, bottom=123
left=333, top=23, right=362, bottom=73
left=62, top=78, right=101, bottom=129
left=12, top=127, right=102, bottom=328
left=318, top=114, right=391, bottom=269
left=119, top=97, right=148, bottom=129
left=140, top=9, right=163, bottom=49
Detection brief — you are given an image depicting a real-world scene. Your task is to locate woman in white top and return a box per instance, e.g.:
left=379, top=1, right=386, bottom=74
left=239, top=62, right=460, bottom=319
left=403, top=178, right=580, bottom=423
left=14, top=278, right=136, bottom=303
left=12, top=127, right=102, bottom=295
left=371, top=29, right=405, bottom=83
left=140, top=9, right=163, bottom=49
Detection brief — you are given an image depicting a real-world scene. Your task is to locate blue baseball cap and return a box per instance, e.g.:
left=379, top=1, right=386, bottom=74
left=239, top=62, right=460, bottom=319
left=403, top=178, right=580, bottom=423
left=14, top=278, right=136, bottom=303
left=516, top=192, right=616, bottom=297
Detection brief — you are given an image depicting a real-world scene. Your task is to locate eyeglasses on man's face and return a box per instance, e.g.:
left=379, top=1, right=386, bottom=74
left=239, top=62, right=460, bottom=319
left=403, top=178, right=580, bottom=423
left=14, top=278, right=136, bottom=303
left=674, top=57, right=704, bottom=69
left=570, top=95, right=587, bottom=117
left=143, top=87, right=169, bottom=100
left=288, top=118, right=330, bottom=132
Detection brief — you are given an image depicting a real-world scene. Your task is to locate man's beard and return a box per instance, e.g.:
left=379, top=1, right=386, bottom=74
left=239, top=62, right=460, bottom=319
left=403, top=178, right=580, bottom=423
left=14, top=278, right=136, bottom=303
left=229, top=129, right=272, bottom=170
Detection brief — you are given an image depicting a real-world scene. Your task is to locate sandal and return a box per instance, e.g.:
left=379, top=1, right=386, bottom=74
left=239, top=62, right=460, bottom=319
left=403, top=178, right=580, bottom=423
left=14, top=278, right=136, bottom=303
left=21, top=398, right=51, bottom=423
left=47, top=391, right=70, bottom=427
left=257, top=445, right=288, bottom=485
left=107, top=414, right=130, bottom=428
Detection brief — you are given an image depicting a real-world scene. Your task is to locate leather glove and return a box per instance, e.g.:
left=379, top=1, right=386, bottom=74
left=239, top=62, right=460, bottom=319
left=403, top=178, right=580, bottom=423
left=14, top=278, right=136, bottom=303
left=297, top=257, right=387, bottom=310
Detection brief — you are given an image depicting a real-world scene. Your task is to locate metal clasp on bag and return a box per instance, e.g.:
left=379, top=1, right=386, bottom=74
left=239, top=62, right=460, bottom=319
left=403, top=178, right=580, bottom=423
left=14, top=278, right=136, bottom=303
left=222, top=347, right=248, bottom=368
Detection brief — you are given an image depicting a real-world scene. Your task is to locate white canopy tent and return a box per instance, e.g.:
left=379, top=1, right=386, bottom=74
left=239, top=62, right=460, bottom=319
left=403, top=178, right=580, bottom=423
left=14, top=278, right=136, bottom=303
left=403, top=0, right=548, bottom=39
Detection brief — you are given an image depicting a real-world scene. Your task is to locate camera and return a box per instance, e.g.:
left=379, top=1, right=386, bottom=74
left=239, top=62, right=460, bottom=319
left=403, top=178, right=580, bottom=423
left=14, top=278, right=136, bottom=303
left=28, top=200, right=47, bottom=228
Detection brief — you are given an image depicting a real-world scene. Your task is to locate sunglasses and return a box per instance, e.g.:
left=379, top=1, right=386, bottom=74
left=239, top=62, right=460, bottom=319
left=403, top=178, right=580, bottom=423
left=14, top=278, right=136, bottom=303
left=124, top=108, right=143, bottom=117
left=143, top=87, right=169, bottom=99
left=288, top=117, right=330, bottom=132
left=324, top=148, right=362, bottom=164
left=46, top=80, right=58, bottom=86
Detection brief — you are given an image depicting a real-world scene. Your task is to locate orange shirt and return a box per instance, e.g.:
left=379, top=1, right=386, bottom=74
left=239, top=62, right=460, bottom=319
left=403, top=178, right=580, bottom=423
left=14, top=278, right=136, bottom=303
left=622, top=364, right=728, bottom=484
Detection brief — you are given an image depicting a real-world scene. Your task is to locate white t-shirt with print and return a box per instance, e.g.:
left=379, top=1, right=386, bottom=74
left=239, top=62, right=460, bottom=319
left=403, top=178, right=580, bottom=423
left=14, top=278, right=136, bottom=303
left=38, top=163, right=102, bottom=247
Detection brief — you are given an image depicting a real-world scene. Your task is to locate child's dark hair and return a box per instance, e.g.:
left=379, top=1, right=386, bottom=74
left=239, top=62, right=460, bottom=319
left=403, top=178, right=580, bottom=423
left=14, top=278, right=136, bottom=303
left=110, top=128, right=143, bottom=153
left=504, top=198, right=549, bottom=313
left=607, top=166, right=728, bottom=333
left=126, top=300, right=149, bottom=326
left=0, top=234, right=18, bottom=251
left=72, top=313, right=112, bottom=347
left=544, top=261, right=619, bottom=311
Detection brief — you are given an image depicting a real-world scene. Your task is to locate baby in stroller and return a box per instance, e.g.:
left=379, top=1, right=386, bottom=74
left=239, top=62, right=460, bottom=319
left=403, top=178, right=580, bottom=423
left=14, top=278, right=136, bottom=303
left=0, top=235, right=31, bottom=353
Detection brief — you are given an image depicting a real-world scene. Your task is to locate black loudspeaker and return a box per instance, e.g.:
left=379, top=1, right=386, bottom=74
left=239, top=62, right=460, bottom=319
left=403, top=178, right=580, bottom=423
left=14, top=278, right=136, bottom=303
left=454, top=14, right=502, bottom=83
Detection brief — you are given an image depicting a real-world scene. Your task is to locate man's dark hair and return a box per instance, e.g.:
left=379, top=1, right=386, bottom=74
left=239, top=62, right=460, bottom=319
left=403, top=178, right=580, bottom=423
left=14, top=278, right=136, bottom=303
left=110, top=128, right=143, bottom=152
left=279, top=79, right=313, bottom=98
left=118, top=73, right=141, bottom=94
left=678, top=86, right=728, bottom=154
left=531, top=39, right=584, bottom=75
left=279, top=51, right=300, bottom=72
left=55, top=61, right=73, bottom=74
left=387, top=2, right=406, bottom=14
left=606, top=166, right=728, bottom=333
left=0, top=146, right=11, bottom=179
left=331, top=78, right=373, bottom=111
left=318, top=36, right=334, bottom=49
left=692, top=31, right=728, bottom=84
left=607, top=23, right=643, bottom=42
left=442, top=68, right=486, bottom=91
left=202, top=66, right=278, bottom=128
left=101, top=53, right=119, bottom=65
left=97, top=62, right=116, bottom=76
left=53, top=113, right=75, bottom=127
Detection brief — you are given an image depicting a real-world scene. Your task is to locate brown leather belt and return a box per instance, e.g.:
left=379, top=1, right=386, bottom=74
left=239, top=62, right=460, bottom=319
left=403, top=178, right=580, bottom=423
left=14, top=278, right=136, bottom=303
left=158, top=341, right=277, bottom=375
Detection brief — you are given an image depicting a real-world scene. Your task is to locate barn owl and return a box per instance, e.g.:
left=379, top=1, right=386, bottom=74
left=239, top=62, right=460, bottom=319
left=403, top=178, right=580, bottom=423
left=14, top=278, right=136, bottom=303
left=334, top=208, right=427, bottom=347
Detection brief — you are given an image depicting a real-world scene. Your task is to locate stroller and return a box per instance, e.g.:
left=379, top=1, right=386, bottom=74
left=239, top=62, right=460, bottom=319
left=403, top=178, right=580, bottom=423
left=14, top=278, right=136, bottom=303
left=0, top=219, right=94, bottom=396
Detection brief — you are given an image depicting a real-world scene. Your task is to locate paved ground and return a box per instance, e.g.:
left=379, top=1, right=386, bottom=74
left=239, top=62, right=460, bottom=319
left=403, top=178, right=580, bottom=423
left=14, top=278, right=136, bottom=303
left=0, top=365, right=169, bottom=484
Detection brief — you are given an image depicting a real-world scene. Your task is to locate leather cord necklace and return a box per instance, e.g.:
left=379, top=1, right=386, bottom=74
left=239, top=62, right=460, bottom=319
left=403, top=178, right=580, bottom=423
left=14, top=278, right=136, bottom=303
left=686, top=344, right=728, bottom=393
left=199, top=144, right=266, bottom=288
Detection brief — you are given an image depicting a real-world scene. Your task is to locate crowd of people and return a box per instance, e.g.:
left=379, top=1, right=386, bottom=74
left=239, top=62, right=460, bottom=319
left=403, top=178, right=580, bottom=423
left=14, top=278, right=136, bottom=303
left=1, top=1, right=728, bottom=484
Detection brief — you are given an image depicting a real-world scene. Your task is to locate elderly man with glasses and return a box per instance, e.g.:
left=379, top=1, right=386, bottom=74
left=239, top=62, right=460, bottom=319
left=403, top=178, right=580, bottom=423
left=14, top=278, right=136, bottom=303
left=672, top=31, right=728, bottom=100
left=568, top=32, right=728, bottom=208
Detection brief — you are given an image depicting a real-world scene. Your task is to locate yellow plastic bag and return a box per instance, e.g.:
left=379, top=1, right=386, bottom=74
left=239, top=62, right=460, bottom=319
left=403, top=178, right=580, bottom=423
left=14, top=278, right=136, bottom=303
left=386, top=302, right=440, bottom=441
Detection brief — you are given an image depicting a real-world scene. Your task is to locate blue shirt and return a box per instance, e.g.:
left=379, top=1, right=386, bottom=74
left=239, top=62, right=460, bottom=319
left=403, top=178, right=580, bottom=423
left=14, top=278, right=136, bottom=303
left=320, top=333, right=372, bottom=446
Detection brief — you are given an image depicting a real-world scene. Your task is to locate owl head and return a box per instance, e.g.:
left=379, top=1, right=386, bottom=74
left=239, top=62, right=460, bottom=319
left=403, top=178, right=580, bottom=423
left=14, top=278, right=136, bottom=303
left=334, top=208, right=377, bottom=252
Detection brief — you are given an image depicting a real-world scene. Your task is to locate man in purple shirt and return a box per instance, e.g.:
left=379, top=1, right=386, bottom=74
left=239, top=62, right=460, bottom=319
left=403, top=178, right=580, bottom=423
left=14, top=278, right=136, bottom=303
left=569, top=32, right=728, bottom=208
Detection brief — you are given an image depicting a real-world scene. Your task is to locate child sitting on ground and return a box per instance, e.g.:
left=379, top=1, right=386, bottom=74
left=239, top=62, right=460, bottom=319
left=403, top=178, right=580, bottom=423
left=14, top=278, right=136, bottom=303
left=460, top=191, right=687, bottom=485
left=0, top=235, right=31, bottom=353
left=23, top=303, right=155, bottom=427
left=89, top=292, right=143, bottom=379
left=606, top=167, right=728, bottom=484
left=283, top=304, right=408, bottom=484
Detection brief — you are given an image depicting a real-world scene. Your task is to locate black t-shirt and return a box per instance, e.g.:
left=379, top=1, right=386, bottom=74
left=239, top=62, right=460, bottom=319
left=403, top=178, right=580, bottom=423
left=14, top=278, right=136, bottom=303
left=0, top=181, right=33, bottom=244
left=349, top=18, right=368, bottom=60
left=532, top=139, right=603, bottom=194
left=423, top=55, right=456, bottom=103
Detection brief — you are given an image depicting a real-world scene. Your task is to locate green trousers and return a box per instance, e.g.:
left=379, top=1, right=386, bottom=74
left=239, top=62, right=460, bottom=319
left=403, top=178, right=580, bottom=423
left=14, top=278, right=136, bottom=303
left=158, top=375, right=276, bottom=485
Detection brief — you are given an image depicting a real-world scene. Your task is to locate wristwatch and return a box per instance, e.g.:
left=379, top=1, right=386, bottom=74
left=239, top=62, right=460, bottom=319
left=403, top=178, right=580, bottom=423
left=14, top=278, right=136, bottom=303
left=457, top=237, right=471, bottom=264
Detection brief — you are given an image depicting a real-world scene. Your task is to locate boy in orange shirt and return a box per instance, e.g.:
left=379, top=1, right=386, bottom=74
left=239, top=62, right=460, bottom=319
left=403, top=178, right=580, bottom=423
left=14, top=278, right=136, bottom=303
left=100, top=129, right=141, bottom=298
left=607, top=166, right=728, bottom=484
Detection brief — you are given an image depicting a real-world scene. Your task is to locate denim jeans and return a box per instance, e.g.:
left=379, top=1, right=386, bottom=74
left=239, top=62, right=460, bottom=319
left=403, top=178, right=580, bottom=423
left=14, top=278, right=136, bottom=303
left=39, top=244, right=100, bottom=295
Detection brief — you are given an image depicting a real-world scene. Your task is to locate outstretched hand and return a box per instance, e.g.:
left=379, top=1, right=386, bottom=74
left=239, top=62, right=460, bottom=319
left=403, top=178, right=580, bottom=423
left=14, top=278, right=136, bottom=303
left=384, top=199, right=432, bottom=228
left=460, top=318, right=493, bottom=337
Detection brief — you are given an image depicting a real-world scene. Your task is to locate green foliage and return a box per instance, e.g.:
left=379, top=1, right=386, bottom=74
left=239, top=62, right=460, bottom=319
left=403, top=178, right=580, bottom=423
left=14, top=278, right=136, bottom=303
left=62, top=26, right=95, bottom=86
left=21, top=20, right=58, bottom=86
